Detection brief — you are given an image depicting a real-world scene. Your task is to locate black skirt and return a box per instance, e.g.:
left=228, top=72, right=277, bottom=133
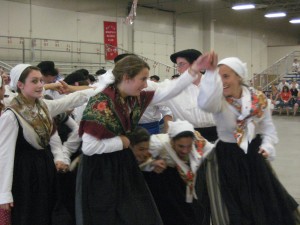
left=80, top=148, right=163, bottom=225
left=143, top=167, right=210, bottom=225
left=11, top=127, right=57, bottom=225
left=212, top=135, right=299, bottom=225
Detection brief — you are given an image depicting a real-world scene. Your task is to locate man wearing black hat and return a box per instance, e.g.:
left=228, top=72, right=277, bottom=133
left=167, top=49, right=217, bottom=142
left=37, top=61, right=63, bottom=99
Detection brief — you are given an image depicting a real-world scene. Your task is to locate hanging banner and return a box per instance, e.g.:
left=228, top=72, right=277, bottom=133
left=104, top=21, right=118, bottom=60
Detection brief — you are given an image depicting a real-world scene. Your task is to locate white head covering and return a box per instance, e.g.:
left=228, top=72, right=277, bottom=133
left=218, top=57, right=248, bottom=80
left=168, top=119, right=194, bottom=138
left=9, top=64, right=31, bottom=91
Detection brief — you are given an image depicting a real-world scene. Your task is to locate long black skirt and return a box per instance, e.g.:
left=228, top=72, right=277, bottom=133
left=143, top=167, right=209, bottom=225
left=207, top=135, right=299, bottom=225
left=11, top=129, right=57, bottom=225
left=80, top=148, right=163, bottom=225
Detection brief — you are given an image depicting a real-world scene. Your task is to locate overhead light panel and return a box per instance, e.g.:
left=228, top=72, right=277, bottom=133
left=264, top=12, right=286, bottom=18
left=289, top=18, right=300, bottom=24
left=232, top=3, right=255, bottom=10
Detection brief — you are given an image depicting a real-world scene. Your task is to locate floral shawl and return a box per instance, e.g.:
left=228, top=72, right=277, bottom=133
left=225, top=87, right=268, bottom=152
left=79, top=85, right=155, bottom=139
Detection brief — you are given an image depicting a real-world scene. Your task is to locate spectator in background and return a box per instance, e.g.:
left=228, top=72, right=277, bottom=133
left=292, top=58, right=299, bottom=73
left=270, top=84, right=280, bottom=115
left=278, top=85, right=292, bottom=116
left=150, top=75, right=160, bottom=82
left=0, top=75, right=5, bottom=114
left=290, top=82, right=299, bottom=113
left=293, top=90, right=300, bottom=116
left=277, top=79, right=289, bottom=92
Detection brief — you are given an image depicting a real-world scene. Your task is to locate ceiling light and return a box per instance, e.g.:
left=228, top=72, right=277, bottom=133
left=264, top=12, right=286, bottom=18
left=289, top=18, right=300, bottom=24
left=232, top=3, right=255, bottom=10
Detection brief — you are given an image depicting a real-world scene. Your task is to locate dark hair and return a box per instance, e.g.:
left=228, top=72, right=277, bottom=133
left=128, top=127, right=150, bottom=147
left=17, top=66, right=41, bottom=93
left=64, top=71, right=89, bottom=86
left=95, top=69, right=107, bottom=75
left=150, top=75, right=160, bottom=81
left=112, top=55, right=150, bottom=85
left=88, top=74, right=96, bottom=82
left=75, top=69, right=89, bottom=76
left=282, top=85, right=289, bottom=92
left=172, top=131, right=194, bottom=141
left=171, top=74, right=180, bottom=79
left=114, top=53, right=136, bottom=63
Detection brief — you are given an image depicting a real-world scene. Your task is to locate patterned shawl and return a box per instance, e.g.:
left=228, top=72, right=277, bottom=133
left=9, top=94, right=53, bottom=148
left=225, top=87, right=268, bottom=149
left=79, top=85, right=155, bottom=139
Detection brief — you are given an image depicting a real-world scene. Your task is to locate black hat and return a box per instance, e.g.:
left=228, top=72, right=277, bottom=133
left=170, top=49, right=202, bottom=64
left=114, top=53, right=136, bottom=63
left=95, top=69, right=107, bottom=76
left=150, top=75, right=160, bottom=81
left=64, top=71, right=89, bottom=85
left=75, top=69, right=89, bottom=76
left=37, top=61, right=58, bottom=76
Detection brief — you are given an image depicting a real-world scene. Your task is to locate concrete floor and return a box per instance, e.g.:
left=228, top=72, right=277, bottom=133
left=271, top=115, right=300, bottom=203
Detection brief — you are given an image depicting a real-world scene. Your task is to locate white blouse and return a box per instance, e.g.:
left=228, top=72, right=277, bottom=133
left=0, top=88, right=97, bottom=205
left=197, top=69, right=278, bottom=160
left=82, top=69, right=195, bottom=156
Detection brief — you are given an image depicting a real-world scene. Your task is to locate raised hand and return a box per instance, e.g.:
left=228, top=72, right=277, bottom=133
left=190, top=51, right=218, bottom=74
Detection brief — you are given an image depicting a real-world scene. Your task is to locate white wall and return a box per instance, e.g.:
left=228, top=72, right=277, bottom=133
left=1, top=0, right=299, bottom=77
left=268, top=45, right=300, bottom=66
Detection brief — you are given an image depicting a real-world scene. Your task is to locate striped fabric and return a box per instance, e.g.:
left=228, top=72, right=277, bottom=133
left=206, top=148, right=229, bottom=225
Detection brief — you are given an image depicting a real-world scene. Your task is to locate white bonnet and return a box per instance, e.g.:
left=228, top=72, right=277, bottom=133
left=9, top=64, right=31, bottom=91
left=168, top=119, right=194, bottom=138
left=218, top=57, right=248, bottom=80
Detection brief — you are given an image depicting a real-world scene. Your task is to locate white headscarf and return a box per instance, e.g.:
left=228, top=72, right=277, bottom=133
left=168, top=119, right=194, bottom=139
left=218, top=57, right=248, bottom=80
left=10, top=64, right=31, bottom=91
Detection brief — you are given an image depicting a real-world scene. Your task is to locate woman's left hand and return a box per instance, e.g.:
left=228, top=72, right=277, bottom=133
left=258, top=148, right=269, bottom=158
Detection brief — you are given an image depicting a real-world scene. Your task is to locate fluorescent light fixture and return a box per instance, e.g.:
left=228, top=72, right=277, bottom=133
left=232, top=3, right=255, bottom=10
left=289, top=18, right=300, bottom=24
left=264, top=12, right=286, bottom=18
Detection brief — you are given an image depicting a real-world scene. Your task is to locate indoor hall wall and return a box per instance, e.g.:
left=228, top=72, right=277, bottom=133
left=175, top=13, right=203, bottom=55
left=201, top=7, right=299, bottom=79
left=268, top=45, right=300, bottom=66
left=0, top=0, right=130, bottom=65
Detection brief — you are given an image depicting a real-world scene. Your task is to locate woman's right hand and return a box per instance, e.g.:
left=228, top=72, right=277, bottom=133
left=120, top=135, right=130, bottom=149
left=0, top=202, right=14, bottom=211
left=190, top=51, right=218, bottom=74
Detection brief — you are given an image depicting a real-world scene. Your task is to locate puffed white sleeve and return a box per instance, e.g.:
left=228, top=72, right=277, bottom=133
left=259, top=103, right=278, bottom=161
left=158, top=105, right=173, bottom=117
left=0, top=110, right=18, bottom=204
left=61, top=117, right=82, bottom=165
left=150, top=70, right=196, bottom=105
left=81, top=133, right=123, bottom=155
left=198, top=70, right=223, bottom=113
left=49, top=130, right=65, bottom=163
left=148, top=134, right=164, bottom=158
left=45, top=88, right=96, bottom=118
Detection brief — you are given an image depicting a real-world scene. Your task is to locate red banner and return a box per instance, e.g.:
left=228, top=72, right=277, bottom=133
left=104, top=21, right=118, bottom=60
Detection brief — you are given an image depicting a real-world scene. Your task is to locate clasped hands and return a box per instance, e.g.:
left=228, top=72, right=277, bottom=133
left=188, top=51, right=218, bottom=76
